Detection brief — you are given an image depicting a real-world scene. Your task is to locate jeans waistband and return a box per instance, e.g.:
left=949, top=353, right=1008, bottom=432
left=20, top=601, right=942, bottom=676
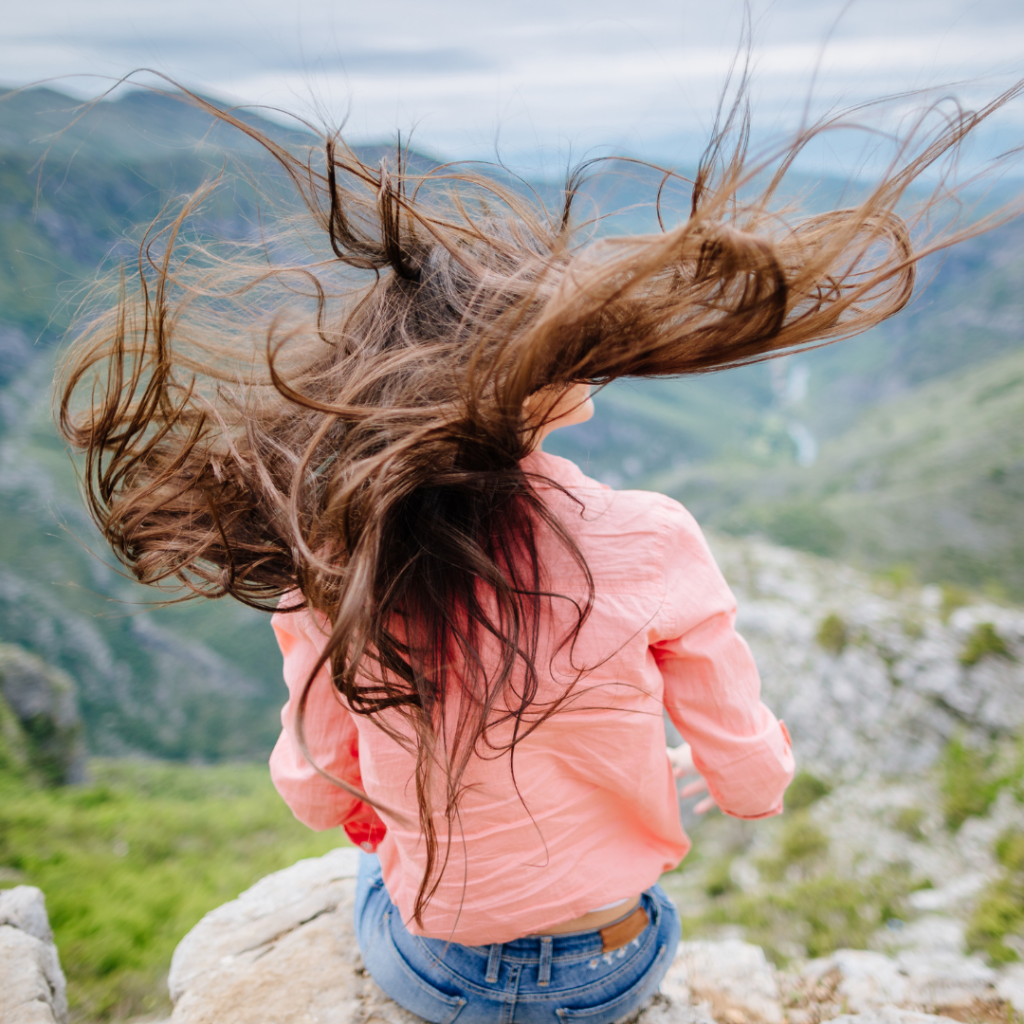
left=426, top=889, right=664, bottom=963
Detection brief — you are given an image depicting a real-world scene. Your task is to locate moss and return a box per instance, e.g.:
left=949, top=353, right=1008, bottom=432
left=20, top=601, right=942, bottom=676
left=940, top=737, right=1004, bottom=830
left=817, top=614, right=848, bottom=656
left=959, top=623, right=1014, bottom=667
left=785, top=771, right=831, bottom=812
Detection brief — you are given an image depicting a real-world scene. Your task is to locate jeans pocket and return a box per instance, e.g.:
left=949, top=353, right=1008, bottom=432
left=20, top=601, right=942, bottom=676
left=362, top=910, right=467, bottom=1024
left=555, top=943, right=669, bottom=1024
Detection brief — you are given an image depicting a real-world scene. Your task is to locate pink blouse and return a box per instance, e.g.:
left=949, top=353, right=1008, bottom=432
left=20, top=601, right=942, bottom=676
left=269, top=451, right=794, bottom=944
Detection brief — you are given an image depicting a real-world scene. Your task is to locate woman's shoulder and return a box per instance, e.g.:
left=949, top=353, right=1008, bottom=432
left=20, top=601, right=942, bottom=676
left=525, top=450, right=693, bottom=521
left=524, top=451, right=704, bottom=571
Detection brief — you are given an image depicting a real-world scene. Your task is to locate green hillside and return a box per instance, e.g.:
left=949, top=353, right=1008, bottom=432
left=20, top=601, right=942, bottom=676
left=0, top=88, right=294, bottom=760
left=662, top=347, right=1024, bottom=597
left=0, top=85, right=1022, bottom=760
left=0, top=760, right=343, bottom=1022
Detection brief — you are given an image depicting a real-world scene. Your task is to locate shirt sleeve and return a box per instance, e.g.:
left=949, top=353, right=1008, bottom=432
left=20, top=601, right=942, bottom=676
left=651, top=501, right=794, bottom=820
left=268, top=602, right=387, bottom=848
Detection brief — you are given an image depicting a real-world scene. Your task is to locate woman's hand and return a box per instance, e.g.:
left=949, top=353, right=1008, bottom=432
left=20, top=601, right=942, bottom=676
left=666, top=743, right=717, bottom=814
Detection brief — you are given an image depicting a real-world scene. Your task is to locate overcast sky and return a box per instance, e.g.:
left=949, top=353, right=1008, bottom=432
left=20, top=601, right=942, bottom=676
left=5, top=1, right=1024, bottom=170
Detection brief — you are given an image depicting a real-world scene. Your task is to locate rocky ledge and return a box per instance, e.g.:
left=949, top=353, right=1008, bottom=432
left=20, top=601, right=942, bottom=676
left=0, top=885, right=68, bottom=1024
left=159, top=847, right=1024, bottom=1024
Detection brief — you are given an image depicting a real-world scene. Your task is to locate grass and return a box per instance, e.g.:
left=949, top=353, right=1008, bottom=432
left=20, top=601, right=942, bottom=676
left=960, top=622, right=1015, bottom=667
left=0, top=759, right=345, bottom=1023
left=689, top=869, right=914, bottom=965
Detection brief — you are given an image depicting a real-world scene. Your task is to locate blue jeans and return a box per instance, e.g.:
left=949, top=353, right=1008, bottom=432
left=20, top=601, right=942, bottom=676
left=354, top=853, right=680, bottom=1024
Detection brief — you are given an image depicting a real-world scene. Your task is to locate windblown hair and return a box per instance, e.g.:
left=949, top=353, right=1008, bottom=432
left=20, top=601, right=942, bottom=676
left=58, top=79, right=1022, bottom=923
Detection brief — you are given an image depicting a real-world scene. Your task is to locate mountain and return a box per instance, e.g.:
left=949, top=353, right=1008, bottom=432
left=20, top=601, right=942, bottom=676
left=546, top=214, right=1024, bottom=598
left=0, top=85, right=1021, bottom=762
left=0, top=88, right=304, bottom=760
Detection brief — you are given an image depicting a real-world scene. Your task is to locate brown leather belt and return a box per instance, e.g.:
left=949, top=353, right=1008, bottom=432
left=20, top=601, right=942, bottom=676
left=598, top=904, right=649, bottom=953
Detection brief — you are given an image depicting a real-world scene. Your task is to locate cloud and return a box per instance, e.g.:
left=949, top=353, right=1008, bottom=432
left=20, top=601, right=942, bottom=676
left=3, top=0, right=1023, bottom=167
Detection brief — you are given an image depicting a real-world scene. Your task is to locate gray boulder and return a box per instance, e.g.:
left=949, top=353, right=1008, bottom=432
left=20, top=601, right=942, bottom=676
left=168, top=848, right=711, bottom=1024
left=0, top=886, right=68, bottom=1024
left=168, top=847, right=1024, bottom=1024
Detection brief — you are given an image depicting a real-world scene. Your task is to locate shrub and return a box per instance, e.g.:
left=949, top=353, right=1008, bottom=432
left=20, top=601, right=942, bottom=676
left=967, top=830, right=1024, bottom=963
left=816, top=614, right=848, bottom=656
left=941, top=584, right=972, bottom=622
left=692, top=869, right=912, bottom=966
left=940, top=737, right=1003, bottom=830
left=786, top=771, right=831, bottom=812
left=703, top=858, right=736, bottom=898
left=0, top=691, right=31, bottom=781
left=756, top=502, right=846, bottom=558
left=893, top=806, right=926, bottom=840
left=878, top=564, right=916, bottom=591
left=759, top=811, right=829, bottom=882
left=959, top=623, right=1014, bottom=667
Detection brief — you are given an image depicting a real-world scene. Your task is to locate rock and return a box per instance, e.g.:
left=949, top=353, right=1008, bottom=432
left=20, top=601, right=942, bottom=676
left=169, top=846, right=361, bottom=1003
left=827, top=951, right=909, bottom=1011
left=171, top=901, right=408, bottom=1024
left=995, top=963, right=1024, bottom=1015
left=708, top=536, right=1024, bottom=780
left=169, top=848, right=714, bottom=1024
left=874, top=916, right=964, bottom=958
left=0, top=887, right=68, bottom=1024
left=897, top=949, right=998, bottom=1015
left=0, top=643, right=85, bottom=785
left=168, top=850, right=1017, bottom=1024
left=634, top=992, right=718, bottom=1024
left=821, top=1012, right=962, bottom=1024
left=786, top=950, right=907, bottom=1022
left=675, top=940, right=784, bottom=1024
left=783, top=947, right=1004, bottom=1024
left=0, top=885, right=55, bottom=943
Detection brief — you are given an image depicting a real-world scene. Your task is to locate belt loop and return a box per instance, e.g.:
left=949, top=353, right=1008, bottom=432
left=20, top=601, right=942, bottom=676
left=486, top=943, right=502, bottom=983
left=538, top=936, right=553, bottom=986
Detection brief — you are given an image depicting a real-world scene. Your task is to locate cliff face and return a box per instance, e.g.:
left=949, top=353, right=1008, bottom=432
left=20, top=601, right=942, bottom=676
left=0, top=642, right=85, bottom=785
left=161, top=847, right=1024, bottom=1024
left=153, top=536, right=1024, bottom=1022
left=662, top=535, right=1024, bottom=968
left=709, top=532, right=1024, bottom=780
left=9, top=534, right=1024, bottom=1023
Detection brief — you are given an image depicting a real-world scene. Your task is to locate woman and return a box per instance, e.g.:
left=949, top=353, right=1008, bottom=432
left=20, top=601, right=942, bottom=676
left=58, top=78, right=1021, bottom=1022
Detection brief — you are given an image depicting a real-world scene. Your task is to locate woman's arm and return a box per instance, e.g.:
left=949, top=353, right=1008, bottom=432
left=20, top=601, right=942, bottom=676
left=652, top=501, right=794, bottom=820
left=269, top=605, right=387, bottom=848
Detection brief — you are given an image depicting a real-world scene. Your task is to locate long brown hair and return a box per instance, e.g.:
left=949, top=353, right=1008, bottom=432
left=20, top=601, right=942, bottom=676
left=58, top=79, right=1023, bottom=922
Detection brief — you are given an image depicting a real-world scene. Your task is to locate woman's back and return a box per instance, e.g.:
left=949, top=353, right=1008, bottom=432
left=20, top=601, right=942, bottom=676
left=270, top=450, right=793, bottom=943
